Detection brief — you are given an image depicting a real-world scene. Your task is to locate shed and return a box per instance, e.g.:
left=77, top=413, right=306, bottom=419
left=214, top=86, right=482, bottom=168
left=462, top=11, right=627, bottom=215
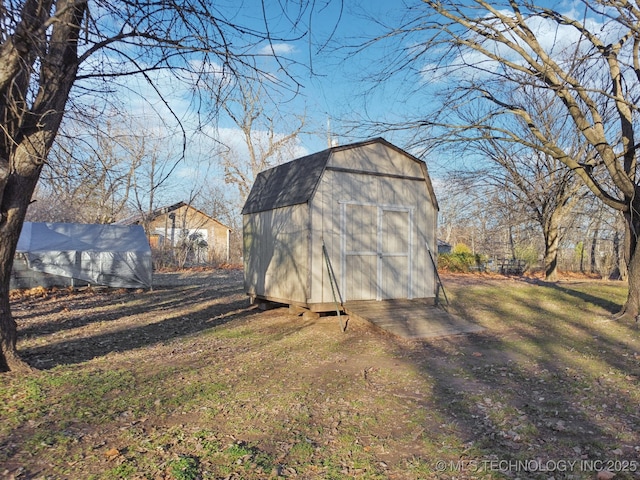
left=437, top=239, right=452, bottom=255
left=242, top=138, right=439, bottom=311
left=14, top=222, right=153, bottom=289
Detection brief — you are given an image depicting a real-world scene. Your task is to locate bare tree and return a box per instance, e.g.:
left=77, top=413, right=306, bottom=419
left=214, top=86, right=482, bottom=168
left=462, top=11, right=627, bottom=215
left=437, top=175, right=541, bottom=268
left=436, top=175, right=504, bottom=256
left=28, top=117, right=141, bottom=223
left=474, top=142, right=585, bottom=281
left=128, top=129, right=185, bottom=232
left=189, top=76, right=306, bottom=257
left=195, top=183, right=243, bottom=263
left=354, top=0, right=640, bottom=318
left=0, top=0, right=326, bottom=372
left=440, top=85, right=587, bottom=280
left=218, top=79, right=306, bottom=201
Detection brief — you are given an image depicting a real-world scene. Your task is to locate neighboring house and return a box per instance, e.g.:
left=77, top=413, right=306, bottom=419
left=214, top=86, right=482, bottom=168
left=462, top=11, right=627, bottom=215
left=120, top=202, right=232, bottom=264
left=242, top=137, right=439, bottom=311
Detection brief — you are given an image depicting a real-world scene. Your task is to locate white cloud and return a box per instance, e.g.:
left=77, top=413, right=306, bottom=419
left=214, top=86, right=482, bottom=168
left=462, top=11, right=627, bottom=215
left=258, top=43, right=296, bottom=56
left=214, top=126, right=308, bottom=161
left=419, top=7, right=608, bottom=85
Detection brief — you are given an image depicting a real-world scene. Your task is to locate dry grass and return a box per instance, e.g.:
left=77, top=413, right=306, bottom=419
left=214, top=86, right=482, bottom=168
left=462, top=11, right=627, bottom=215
left=1, top=270, right=639, bottom=479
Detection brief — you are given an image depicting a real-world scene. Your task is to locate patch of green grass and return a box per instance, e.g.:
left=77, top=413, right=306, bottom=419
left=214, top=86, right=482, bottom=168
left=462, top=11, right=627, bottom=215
left=210, top=441, right=277, bottom=478
left=168, top=455, right=199, bottom=480
left=31, top=368, right=140, bottom=422
left=0, top=377, right=47, bottom=434
left=287, top=439, right=315, bottom=463
left=224, top=442, right=254, bottom=463
left=403, top=456, right=436, bottom=477
left=164, top=380, right=227, bottom=409
left=104, top=462, right=136, bottom=479
left=193, top=429, right=222, bottom=455
left=23, top=429, right=71, bottom=453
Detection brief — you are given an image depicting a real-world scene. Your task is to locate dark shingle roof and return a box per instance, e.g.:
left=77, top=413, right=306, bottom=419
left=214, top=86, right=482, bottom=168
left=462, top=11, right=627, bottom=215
left=241, top=137, right=439, bottom=214
left=241, top=149, right=331, bottom=214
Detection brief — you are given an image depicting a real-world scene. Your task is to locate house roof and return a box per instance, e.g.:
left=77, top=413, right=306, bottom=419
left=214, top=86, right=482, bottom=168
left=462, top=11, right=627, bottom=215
left=242, top=137, right=438, bottom=215
left=118, top=202, right=232, bottom=231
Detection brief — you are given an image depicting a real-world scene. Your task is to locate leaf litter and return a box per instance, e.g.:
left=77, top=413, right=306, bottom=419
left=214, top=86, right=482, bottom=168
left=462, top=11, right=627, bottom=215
left=1, top=269, right=639, bottom=479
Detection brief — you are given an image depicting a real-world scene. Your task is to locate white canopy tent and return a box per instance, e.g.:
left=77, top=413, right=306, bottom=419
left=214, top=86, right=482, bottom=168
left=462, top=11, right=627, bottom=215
left=16, top=222, right=153, bottom=289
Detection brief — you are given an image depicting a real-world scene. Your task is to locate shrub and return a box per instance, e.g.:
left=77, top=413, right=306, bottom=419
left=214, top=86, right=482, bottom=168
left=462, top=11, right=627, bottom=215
left=452, top=243, right=473, bottom=255
left=438, top=243, right=486, bottom=272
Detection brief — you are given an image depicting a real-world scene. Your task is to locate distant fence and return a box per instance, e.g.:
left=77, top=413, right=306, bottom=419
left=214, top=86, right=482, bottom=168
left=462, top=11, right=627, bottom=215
left=496, top=258, right=527, bottom=275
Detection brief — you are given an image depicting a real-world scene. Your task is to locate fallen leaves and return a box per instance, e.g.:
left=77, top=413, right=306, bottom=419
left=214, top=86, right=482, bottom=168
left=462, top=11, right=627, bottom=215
left=4, top=270, right=639, bottom=480
left=104, top=447, right=120, bottom=461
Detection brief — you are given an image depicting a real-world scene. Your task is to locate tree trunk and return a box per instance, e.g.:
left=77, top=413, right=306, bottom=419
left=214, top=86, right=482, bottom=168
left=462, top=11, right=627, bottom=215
left=508, top=225, right=516, bottom=259
left=620, top=210, right=640, bottom=319
left=0, top=262, right=21, bottom=372
left=0, top=0, right=86, bottom=372
left=590, top=225, right=600, bottom=275
left=0, top=171, right=39, bottom=372
left=542, top=207, right=568, bottom=282
left=543, top=222, right=560, bottom=282
left=611, top=231, right=625, bottom=280
left=0, top=290, right=31, bottom=372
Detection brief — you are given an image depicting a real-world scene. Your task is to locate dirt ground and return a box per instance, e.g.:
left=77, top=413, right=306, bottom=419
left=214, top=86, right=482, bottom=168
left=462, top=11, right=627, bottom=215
left=3, top=268, right=640, bottom=479
left=8, top=268, right=594, bottom=370
left=9, top=269, right=513, bottom=371
left=11, top=268, right=250, bottom=370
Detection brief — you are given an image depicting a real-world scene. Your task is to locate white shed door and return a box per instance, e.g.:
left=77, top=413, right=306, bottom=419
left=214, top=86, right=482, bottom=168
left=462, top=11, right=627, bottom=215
left=343, top=204, right=411, bottom=301
left=380, top=209, right=410, bottom=299
left=344, top=205, right=378, bottom=301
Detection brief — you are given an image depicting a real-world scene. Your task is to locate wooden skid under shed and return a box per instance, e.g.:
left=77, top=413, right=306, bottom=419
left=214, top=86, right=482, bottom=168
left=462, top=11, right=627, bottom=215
left=344, top=299, right=483, bottom=339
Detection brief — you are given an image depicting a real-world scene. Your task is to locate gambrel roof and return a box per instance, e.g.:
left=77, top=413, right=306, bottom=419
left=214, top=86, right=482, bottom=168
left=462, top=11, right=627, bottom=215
left=242, top=137, right=438, bottom=215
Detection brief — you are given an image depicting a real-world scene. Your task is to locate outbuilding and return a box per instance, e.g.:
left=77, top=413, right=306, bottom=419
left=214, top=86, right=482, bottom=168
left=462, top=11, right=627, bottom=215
left=242, top=137, right=439, bottom=312
left=12, top=222, right=152, bottom=289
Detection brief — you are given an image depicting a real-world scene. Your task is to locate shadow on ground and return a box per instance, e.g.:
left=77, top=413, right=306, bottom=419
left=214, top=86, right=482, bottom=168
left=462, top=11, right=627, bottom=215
left=14, top=270, right=259, bottom=370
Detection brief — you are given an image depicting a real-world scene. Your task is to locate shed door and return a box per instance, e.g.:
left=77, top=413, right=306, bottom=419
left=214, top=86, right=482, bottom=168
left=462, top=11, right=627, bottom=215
left=379, top=209, right=410, bottom=299
left=344, top=205, right=378, bottom=301
left=343, top=204, right=412, bottom=301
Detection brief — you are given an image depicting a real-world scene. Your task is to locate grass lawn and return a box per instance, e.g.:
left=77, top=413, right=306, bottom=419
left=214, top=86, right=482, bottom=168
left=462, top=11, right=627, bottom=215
left=1, top=271, right=639, bottom=479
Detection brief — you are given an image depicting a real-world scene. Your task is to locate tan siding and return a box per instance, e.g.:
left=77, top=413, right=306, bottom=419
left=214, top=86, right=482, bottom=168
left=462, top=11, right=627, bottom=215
left=328, top=142, right=424, bottom=178
left=146, top=205, right=230, bottom=262
left=243, top=204, right=309, bottom=303
left=246, top=140, right=437, bottom=308
left=310, top=144, right=437, bottom=303
left=308, top=184, right=326, bottom=304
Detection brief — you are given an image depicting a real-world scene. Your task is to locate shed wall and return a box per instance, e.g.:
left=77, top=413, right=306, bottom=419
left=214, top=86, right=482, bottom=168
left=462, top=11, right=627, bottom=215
left=243, top=203, right=309, bottom=304
left=309, top=143, right=437, bottom=304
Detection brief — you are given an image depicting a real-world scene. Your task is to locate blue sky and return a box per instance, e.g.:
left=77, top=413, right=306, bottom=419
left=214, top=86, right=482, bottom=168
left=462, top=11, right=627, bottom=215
left=80, top=0, right=607, bottom=209
left=131, top=1, right=413, bottom=145
left=90, top=0, right=421, bottom=207
left=257, top=1, right=411, bottom=152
